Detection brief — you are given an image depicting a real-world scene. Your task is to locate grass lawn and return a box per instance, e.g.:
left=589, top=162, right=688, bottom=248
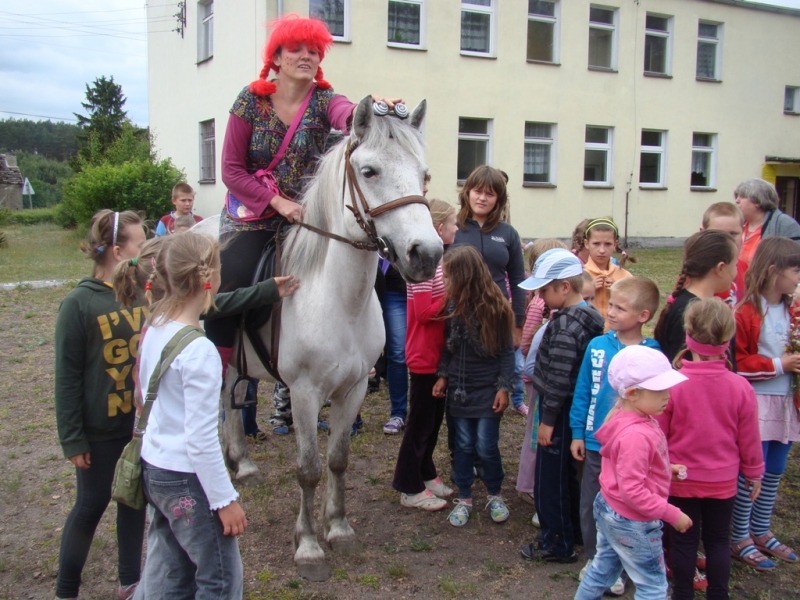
left=0, top=223, right=88, bottom=283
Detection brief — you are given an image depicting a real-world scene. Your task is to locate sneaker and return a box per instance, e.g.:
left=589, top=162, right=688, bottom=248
left=531, top=512, right=540, bottom=527
left=579, top=559, right=592, bottom=581
left=272, top=424, right=291, bottom=435
left=518, top=491, right=535, bottom=505
left=514, top=404, right=529, bottom=416
left=608, top=576, right=626, bottom=596
left=519, top=543, right=577, bottom=563
left=400, top=490, right=448, bottom=511
left=448, top=499, right=472, bottom=527
left=355, top=414, right=364, bottom=430
left=424, top=477, right=454, bottom=498
left=383, top=416, right=405, bottom=434
left=246, top=429, right=268, bottom=441
left=118, top=582, right=138, bottom=600
left=317, top=420, right=329, bottom=431
left=485, top=495, right=510, bottom=523
left=350, top=422, right=360, bottom=438
left=696, top=550, right=707, bottom=570
left=693, top=568, right=708, bottom=592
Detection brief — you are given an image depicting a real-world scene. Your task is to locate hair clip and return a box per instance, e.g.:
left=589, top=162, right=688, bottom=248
left=666, top=294, right=676, bottom=305
left=112, top=211, right=120, bottom=247
left=129, top=258, right=138, bottom=266
left=144, top=282, right=153, bottom=291
left=96, top=246, right=104, bottom=253
left=204, top=282, right=212, bottom=290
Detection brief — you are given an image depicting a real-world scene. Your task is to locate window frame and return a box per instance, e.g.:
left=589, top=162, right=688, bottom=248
left=309, top=0, right=351, bottom=42
left=690, top=132, right=717, bottom=191
left=457, top=117, right=493, bottom=184
left=199, top=119, right=216, bottom=183
left=460, top=0, right=496, bottom=58
left=588, top=5, right=618, bottom=71
left=696, top=21, right=723, bottom=82
left=584, top=125, right=614, bottom=187
left=387, top=0, right=426, bottom=50
left=197, top=0, right=214, bottom=64
left=639, top=129, right=667, bottom=189
left=523, top=122, right=557, bottom=186
left=643, top=13, right=673, bottom=76
left=527, top=0, right=559, bottom=64
left=785, top=86, right=800, bottom=115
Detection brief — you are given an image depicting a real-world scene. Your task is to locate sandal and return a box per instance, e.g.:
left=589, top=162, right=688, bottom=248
left=752, top=531, right=799, bottom=563
left=731, top=538, right=777, bottom=571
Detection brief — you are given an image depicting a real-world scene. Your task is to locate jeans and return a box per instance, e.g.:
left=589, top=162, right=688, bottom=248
left=575, top=494, right=668, bottom=600
left=56, top=437, right=145, bottom=599
left=510, top=347, right=525, bottom=409
left=242, top=379, right=260, bottom=436
left=451, top=416, right=504, bottom=498
left=580, top=450, right=603, bottom=560
left=139, top=462, right=243, bottom=599
left=381, top=290, right=408, bottom=419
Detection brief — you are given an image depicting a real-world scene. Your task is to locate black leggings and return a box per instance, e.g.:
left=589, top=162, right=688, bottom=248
left=669, top=495, right=736, bottom=600
left=56, top=437, right=145, bottom=598
left=205, top=228, right=277, bottom=348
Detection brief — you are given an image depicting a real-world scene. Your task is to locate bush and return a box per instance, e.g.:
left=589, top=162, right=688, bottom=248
left=57, top=158, right=184, bottom=227
left=0, top=207, right=56, bottom=226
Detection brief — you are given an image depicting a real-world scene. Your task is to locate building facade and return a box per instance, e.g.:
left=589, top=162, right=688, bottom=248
left=146, top=0, right=800, bottom=242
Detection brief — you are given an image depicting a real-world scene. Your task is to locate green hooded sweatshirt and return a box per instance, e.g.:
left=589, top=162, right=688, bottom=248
left=54, top=278, right=148, bottom=458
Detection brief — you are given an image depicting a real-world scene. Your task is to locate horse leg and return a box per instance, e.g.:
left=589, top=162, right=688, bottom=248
left=290, top=382, right=329, bottom=581
left=220, top=371, right=264, bottom=486
left=323, top=380, right=366, bottom=553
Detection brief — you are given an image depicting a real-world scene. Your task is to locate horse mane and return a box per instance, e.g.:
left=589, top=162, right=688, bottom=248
left=282, top=114, right=425, bottom=280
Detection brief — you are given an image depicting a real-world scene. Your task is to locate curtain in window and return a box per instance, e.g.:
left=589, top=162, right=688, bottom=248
left=461, top=11, right=490, bottom=53
left=388, top=2, right=420, bottom=45
left=524, top=144, right=550, bottom=182
left=696, top=42, right=715, bottom=78
left=310, top=0, right=344, bottom=37
left=691, top=151, right=709, bottom=186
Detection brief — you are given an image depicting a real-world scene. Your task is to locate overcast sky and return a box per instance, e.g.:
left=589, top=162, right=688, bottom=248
left=1, top=0, right=799, bottom=127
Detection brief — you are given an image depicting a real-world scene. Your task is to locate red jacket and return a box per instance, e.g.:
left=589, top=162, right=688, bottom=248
left=735, top=298, right=796, bottom=382
left=405, top=264, right=446, bottom=374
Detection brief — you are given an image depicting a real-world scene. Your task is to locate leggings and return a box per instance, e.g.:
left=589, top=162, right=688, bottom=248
left=56, top=437, right=146, bottom=598
left=205, top=227, right=277, bottom=348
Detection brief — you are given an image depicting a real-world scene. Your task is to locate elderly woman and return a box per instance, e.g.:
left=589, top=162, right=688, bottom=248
left=206, top=14, right=398, bottom=433
left=736, top=178, right=800, bottom=267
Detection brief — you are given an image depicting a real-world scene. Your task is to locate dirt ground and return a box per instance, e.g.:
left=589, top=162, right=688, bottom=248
left=2, top=285, right=800, bottom=599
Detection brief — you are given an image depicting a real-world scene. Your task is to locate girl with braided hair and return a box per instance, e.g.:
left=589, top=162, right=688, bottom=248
left=654, top=229, right=738, bottom=363
left=582, top=217, right=636, bottom=319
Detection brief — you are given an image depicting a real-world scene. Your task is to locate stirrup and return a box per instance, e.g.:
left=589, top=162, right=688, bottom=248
left=230, top=374, right=258, bottom=409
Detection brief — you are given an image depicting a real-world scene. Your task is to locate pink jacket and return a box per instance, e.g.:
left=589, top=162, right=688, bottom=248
left=597, top=410, right=682, bottom=526
left=655, top=360, right=763, bottom=484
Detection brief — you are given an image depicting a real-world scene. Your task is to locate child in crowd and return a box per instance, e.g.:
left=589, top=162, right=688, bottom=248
left=575, top=345, right=692, bottom=600
left=454, top=165, right=527, bottom=415
left=155, top=182, right=203, bottom=236
left=393, top=199, right=458, bottom=511
left=517, top=239, right=568, bottom=507
left=173, top=214, right=198, bottom=233
left=582, top=218, right=634, bottom=319
left=731, top=236, right=800, bottom=570
left=433, top=245, right=515, bottom=527
left=581, top=271, right=596, bottom=306
left=519, top=248, right=605, bottom=563
left=700, top=202, right=747, bottom=306
left=654, top=229, right=738, bottom=363
left=54, top=210, right=147, bottom=600
left=571, top=218, right=591, bottom=264
left=137, top=233, right=245, bottom=597
left=570, top=276, right=661, bottom=595
left=657, top=298, right=764, bottom=599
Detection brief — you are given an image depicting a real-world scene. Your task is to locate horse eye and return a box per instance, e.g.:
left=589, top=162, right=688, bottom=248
left=361, top=167, right=378, bottom=179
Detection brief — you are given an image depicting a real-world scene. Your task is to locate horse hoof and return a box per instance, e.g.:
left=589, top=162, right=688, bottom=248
left=235, top=468, right=265, bottom=487
left=296, top=560, right=330, bottom=582
left=329, top=536, right=361, bottom=554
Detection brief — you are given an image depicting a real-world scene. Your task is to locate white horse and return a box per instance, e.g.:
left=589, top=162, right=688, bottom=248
left=195, top=96, right=442, bottom=581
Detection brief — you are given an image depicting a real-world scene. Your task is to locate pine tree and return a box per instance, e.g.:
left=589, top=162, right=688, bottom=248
left=73, top=76, right=128, bottom=160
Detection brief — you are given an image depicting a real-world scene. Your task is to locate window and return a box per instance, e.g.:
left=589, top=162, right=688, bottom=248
left=527, top=1, right=558, bottom=63
left=199, top=120, right=216, bottom=182
left=524, top=122, right=556, bottom=184
left=644, top=14, right=671, bottom=75
left=691, top=133, right=717, bottom=189
left=197, top=0, right=213, bottom=63
left=388, top=0, right=424, bottom=48
left=696, top=22, right=722, bottom=80
left=457, top=118, right=491, bottom=182
left=639, top=130, right=667, bottom=187
left=310, top=0, right=349, bottom=40
left=785, top=86, right=800, bottom=114
left=584, top=126, right=613, bottom=185
left=461, top=0, right=494, bottom=56
left=588, top=5, right=617, bottom=70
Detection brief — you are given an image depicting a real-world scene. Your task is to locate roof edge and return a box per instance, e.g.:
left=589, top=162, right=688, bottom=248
left=703, top=0, right=800, bottom=17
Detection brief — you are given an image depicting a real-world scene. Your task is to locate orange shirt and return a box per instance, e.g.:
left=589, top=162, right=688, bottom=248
left=740, top=223, right=762, bottom=268
left=584, top=257, right=632, bottom=319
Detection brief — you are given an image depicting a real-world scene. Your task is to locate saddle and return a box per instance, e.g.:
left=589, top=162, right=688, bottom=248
left=231, top=231, right=285, bottom=409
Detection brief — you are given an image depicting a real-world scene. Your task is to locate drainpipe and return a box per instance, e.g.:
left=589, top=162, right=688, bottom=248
left=277, top=0, right=283, bottom=17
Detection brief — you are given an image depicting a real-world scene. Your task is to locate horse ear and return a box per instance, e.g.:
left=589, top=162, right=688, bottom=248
left=352, top=96, right=374, bottom=140
left=409, top=99, right=426, bottom=130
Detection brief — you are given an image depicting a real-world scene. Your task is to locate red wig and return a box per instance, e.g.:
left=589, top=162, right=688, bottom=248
left=250, top=14, right=333, bottom=96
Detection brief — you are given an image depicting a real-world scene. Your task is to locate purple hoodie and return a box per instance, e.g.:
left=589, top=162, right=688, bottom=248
left=597, top=409, right=682, bottom=526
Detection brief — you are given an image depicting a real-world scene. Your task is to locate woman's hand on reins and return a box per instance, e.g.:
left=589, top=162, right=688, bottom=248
left=272, top=195, right=305, bottom=223
left=274, top=276, right=300, bottom=298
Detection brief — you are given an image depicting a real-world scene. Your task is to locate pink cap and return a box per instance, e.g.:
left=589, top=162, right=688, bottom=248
left=607, top=345, right=687, bottom=396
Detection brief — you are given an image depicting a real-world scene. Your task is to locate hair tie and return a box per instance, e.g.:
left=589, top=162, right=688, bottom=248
left=96, top=246, right=104, bottom=253
left=144, top=282, right=153, bottom=291
left=129, top=258, right=138, bottom=266
left=667, top=294, right=676, bottom=305
left=204, top=282, right=212, bottom=290
left=621, top=250, right=628, bottom=257
left=685, top=334, right=730, bottom=357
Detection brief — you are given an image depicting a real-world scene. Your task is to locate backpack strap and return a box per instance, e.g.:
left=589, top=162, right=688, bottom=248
left=136, top=325, right=206, bottom=435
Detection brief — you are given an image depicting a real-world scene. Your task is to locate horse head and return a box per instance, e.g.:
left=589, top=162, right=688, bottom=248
left=349, top=96, right=442, bottom=283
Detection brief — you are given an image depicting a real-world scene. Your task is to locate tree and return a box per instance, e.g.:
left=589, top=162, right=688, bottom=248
left=74, top=76, right=128, bottom=160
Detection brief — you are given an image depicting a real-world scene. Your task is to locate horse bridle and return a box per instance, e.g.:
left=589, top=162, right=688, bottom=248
left=297, top=138, right=429, bottom=256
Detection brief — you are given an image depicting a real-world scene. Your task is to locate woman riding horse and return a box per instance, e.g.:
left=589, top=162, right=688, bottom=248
left=206, top=14, right=399, bottom=418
